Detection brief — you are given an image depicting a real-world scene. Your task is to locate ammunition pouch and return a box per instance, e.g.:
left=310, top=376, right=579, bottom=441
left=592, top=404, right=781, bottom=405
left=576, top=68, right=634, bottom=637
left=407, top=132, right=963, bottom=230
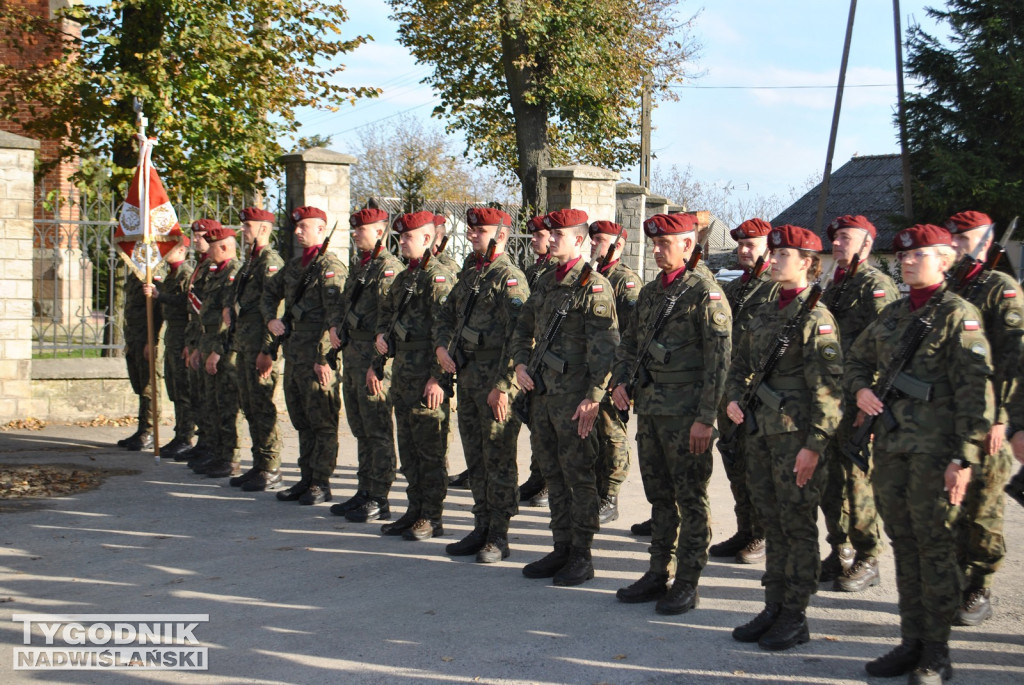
left=646, top=339, right=671, bottom=364
left=754, top=382, right=785, bottom=412
left=394, top=320, right=411, bottom=342
left=462, top=348, right=503, bottom=362
left=542, top=350, right=586, bottom=374
left=647, top=368, right=703, bottom=384
left=345, top=310, right=360, bottom=330
left=890, top=372, right=952, bottom=402
left=460, top=326, right=484, bottom=346
left=394, top=339, right=431, bottom=352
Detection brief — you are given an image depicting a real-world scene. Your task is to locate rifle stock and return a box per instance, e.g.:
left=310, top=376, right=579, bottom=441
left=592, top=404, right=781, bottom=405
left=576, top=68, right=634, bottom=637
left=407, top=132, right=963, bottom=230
left=439, top=239, right=496, bottom=397
left=370, top=251, right=432, bottom=381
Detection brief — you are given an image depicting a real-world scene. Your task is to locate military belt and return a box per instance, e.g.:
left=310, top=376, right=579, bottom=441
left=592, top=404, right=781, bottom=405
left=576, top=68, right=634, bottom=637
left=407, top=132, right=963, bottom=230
left=237, top=311, right=263, bottom=322
left=765, top=376, right=806, bottom=391
left=892, top=371, right=952, bottom=401
left=346, top=329, right=375, bottom=342
left=542, top=350, right=586, bottom=374
left=394, top=339, right=432, bottom=351
left=291, top=321, right=325, bottom=332
left=463, top=348, right=503, bottom=362
left=648, top=369, right=703, bottom=384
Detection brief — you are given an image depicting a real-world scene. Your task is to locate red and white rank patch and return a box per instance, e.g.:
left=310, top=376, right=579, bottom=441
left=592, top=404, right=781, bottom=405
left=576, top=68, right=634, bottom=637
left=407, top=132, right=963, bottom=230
left=325, top=271, right=335, bottom=279
left=591, top=284, right=604, bottom=293
left=506, top=278, right=519, bottom=287
left=872, top=289, right=886, bottom=298
left=268, top=265, right=279, bottom=273
left=818, top=324, right=834, bottom=335
left=709, top=292, right=722, bottom=300
left=625, top=281, right=636, bottom=289
left=964, top=320, right=980, bottom=331
left=384, top=269, right=395, bottom=277
left=1003, top=289, right=1017, bottom=298
left=434, top=275, right=446, bottom=283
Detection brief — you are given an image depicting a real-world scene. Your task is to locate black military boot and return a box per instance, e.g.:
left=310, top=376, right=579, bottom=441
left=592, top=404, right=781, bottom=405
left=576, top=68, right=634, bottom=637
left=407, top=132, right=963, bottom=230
left=819, top=545, right=854, bottom=583
left=909, top=642, right=952, bottom=684
left=630, top=518, right=652, bottom=536
left=185, top=444, right=212, bottom=466
left=448, top=469, right=471, bottom=489
left=865, top=638, right=923, bottom=677
left=597, top=496, right=619, bottom=524
left=552, top=546, right=594, bottom=587
left=160, top=437, right=192, bottom=460
left=381, top=510, right=419, bottom=536
left=732, top=602, right=782, bottom=643
left=445, top=526, right=488, bottom=556
left=117, top=429, right=142, bottom=448
left=124, top=432, right=154, bottom=451
left=205, top=461, right=241, bottom=478
left=529, top=487, right=549, bottom=508
left=954, top=587, right=992, bottom=626
left=241, top=469, right=282, bottom=492
left=190, top=454, right=220, bottom=474
left=708, top=530, right=752, bottom=557
left=757, top=607, right=809, bottom=651
left=836, top=555, right=880, bottom=592
left=345, top=496, right=390, bottom=522
left=656, top=579, right=699, bottom=615
left=330, top=490, right=369, bottom=516
left=229, top=467, right=260, bottom=487
left=298, top=481, right=332, bottom=505
left=737, top=537, right=766, bottom=564
left=519, top=474, right=545, bottom=502
left=522, top=542, right=571, bottom=579
left=616, top=571, right=669, bottom=604
left=276, top=476, right=311, bottom=502
left=476, top=534, right=510, bottom=563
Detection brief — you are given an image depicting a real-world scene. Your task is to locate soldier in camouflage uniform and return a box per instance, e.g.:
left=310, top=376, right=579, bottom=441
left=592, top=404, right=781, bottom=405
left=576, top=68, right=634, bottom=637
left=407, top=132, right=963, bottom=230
left=588, top=221, right=640, bottom=525
left=518, top=214, right=557, bottom=507
left=327, top=207, right=402, bottom=522
left=710, top=218, right=779, bottom=563
left=264, top=206, right=347, bottom=505
left=373, top=211, right=454, bottom=540
left=819, top=215, right=900, bottom=591
left=143, top=237, right=194, bottom=458
left=435, top=207, right=529, bottom=562
left=511, top=208, right=619, bottom=587
left=225, top=207, right=285, bottom=491
left=846, top=224, right=994, bottom=683
left=194, top=226, right=243, bottom=478
left=182, top=223, right=215, bottom=467
left=117, top=255, right=165, bottom=452
left=611, top=212, right=731, bottom=614
left=725, top=225, right=843, bottom=651
left=945, top=210, right=1023, bottom=626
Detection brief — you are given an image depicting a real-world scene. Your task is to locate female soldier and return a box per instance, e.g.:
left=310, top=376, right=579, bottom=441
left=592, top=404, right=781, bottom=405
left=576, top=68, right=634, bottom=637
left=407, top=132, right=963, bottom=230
left=846, top=224, right=993, bottom=684
left=725, top=224, right=843, bottom=651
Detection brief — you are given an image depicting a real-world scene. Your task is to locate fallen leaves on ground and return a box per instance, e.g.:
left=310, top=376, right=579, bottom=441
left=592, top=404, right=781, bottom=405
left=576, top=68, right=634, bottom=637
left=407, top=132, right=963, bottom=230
left=0, top=418, right=47, bottom=432
left=0, top=464, right=138, bottom=501
left=74, top=415, right=137, bottom=428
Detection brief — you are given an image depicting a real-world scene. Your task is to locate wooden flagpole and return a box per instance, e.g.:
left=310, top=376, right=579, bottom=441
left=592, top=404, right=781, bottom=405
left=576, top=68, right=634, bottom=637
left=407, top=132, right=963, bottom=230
left=135, top=99, right=161, bottom=464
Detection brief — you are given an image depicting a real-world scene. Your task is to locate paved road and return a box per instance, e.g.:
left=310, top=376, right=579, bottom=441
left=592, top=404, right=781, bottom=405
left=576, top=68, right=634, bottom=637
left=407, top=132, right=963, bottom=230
left=0, top=418, right=1022, bottom=684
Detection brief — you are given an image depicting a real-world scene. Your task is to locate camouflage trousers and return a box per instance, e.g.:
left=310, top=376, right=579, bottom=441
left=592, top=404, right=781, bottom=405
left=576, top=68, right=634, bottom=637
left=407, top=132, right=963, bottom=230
left=341, top=346, right=396, bottom=498
left=392, top=356, right=450, bottom=520
left=236, top=350, right=282, bottom=471
left=716, top=400, right=763, bottom=537
left=186, top=357, right=209, bottom=449
left=457, top=382, right=521, bottom=536
left=746, top=431, right=826, bottom=612
left=202, top=351, right=241, bottom=465
left=283, top=357, right=340, bottom=482
left=595, top=399, right=631, bottom=498
left=163, top=325, right=194, bottom=442
left=637, top=414, right=712, bottom=584
left=125, top=339, right=160, bottom=434
left=957, top=444, right=1013, bottom=590
left=873, top=449, right=962, bottom=643
left=821, top=405, right=884, bottom=557
left=528, top=392, right=599, bottom=549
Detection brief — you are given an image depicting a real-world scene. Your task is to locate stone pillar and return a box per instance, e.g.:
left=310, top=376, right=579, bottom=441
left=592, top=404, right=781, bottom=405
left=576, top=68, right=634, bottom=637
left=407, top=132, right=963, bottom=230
left=542, top=165, right=620, bottom=222
left=644, top=193, right=670, bottom=219
left=0, top=131, right=39, bottom=421
left=279, top=147, right=357, bottom=259
left=615, top=182, right=647, bottom=276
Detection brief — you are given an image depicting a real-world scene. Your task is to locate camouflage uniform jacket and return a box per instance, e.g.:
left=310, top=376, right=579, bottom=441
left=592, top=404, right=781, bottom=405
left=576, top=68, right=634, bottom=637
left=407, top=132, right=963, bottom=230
left=723, top=264, right=779, bottom=347
left=823, top=263, right=900, bottom=355
left=600, top=260, right=641, bottom=336
left=952, top=268, right=1024, bottom=424
left=328, top=247, right=402, bottom=363
left=525, top=254, right=556, bottom=291
left=434, top=249, right=461, bottom=277
left=154, top=262, right=193, bottom=329
left=199, top=258, right=242, bottom=357
left=184, top=257, right=213, bottom=351
left=260, top=251, right=348, bottom=365
left=510, top=258, right=619, bottom=402
left=229, top=245, right=284, bottom=355
left=377, top=257, right=453, bottom=380
left=613, top=267, right=731, bottom=423
left=844, top=286, right=994, bottom=465
left=434, top=252, right=530, bottom=393
left=726, top=289, right=844, bottom=455
left=124, top=266, right=165, bottom=346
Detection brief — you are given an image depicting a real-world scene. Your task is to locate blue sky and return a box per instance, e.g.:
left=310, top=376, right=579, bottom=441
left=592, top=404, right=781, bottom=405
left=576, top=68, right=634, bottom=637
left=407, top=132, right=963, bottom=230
left=296, top=0, right=946, bottom=207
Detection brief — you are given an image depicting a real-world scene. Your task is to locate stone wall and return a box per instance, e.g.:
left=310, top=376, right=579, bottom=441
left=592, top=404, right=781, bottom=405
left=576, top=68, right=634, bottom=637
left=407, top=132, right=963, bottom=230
left=614, top=182, right=647, bottom=275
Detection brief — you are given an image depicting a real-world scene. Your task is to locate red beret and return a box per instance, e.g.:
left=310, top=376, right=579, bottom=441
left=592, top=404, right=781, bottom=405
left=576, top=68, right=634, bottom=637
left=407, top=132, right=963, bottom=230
left=946, top=211, right=993, bottom=234
left=350, top=208, right=389, bottom=227
left=893, top=224, right=953, bottom=251
left=589, top=220, right=627, bottom=242
left=204, top=226, right=236, bottom=243
left=433, top=214, right=447, bottom=227
left=730, top=218, right=772, bottom=241
left=644, top=213, right=696, bottom=237
left=527, top=215, right=548, bottom=233
left=190, top=218, right=221, bottom=234
left=292, top=206, right=327, bottom=223
left=394, top=211, right=435, bottom=233
left=240, top=207, right=275, bottom=224
left=826, top=214, right=877, bottom=242
left=467, top=207, right=512, bottom=227
left=544, top=208, right=589, bottom=230
left=769, top=225, right=822, bottom=252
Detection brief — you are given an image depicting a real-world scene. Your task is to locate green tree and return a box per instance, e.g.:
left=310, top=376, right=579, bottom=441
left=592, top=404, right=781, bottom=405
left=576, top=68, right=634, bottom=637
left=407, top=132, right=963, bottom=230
left=903, top=0, right=1024, bottom=226
left=0, top=0, right=377, bottom=193
left=387, top=0, right=698, bottom=210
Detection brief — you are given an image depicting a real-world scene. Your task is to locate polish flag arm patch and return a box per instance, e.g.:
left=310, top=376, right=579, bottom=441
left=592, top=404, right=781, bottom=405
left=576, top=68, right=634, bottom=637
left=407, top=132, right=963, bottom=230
left=709, top=292, right=721, bottom=300
left=506, top=278, right=519, bottom=287
left=818, top=324, right=834, bottom=335
left=625, top=281, right=635, bottom=289
left=872, top=289, right=886, bottom=298
left=964, top=320, right=980, bottom=331
left=1003, top=289, right=1017, bottom=298
left=384, top=269, right=395, bottom=277
left=325, top=271, right=335, bottom=279
left=268, top=265, right=279, bottom=273
left=434, top=275, right=447, bottom=283
left=591, top=284, right=604, bottom=293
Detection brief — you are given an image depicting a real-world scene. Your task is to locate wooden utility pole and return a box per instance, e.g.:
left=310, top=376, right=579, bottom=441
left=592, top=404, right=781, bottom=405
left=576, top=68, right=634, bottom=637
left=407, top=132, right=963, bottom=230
left=893, top=0, right=914, bottom=219
left=639, top=77, right=652, bottom=190
left=815, top=0, right=858, bottom=233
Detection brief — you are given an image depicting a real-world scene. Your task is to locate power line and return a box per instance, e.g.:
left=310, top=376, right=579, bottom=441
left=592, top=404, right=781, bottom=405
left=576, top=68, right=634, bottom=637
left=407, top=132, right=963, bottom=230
left=669, top=82, right=913, bottom=90
left=320, top=98, right=440, bottom=138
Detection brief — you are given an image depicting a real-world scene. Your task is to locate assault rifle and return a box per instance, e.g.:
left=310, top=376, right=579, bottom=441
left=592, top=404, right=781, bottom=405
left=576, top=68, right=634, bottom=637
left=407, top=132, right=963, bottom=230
left=730, top=255, right=765, bottom=320
left=511, top=262, right=594, bottom=425
left=952, top=217, right=1018, bottom=296
left=596, top=223, right=625, bottom=272
left=1006, top=467, right=1024, bottom=509
left=439, top=239, right=497, bottom=397
left=840, top=286, right=947, bottom=472
left=718, top=284, right=823, bottom=466
left=370, top=252, right=432, bottom=380
left=267, top=221, right=338, bottom=361
left=610, top=245, right=703, bottom=424
left=326, top=238, right=384, bottom=370
left=434, top=235, right=448, bottom=257
left=823, top=253, right=862, bottom=311
left=223, top=243, right=256, bottom=351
